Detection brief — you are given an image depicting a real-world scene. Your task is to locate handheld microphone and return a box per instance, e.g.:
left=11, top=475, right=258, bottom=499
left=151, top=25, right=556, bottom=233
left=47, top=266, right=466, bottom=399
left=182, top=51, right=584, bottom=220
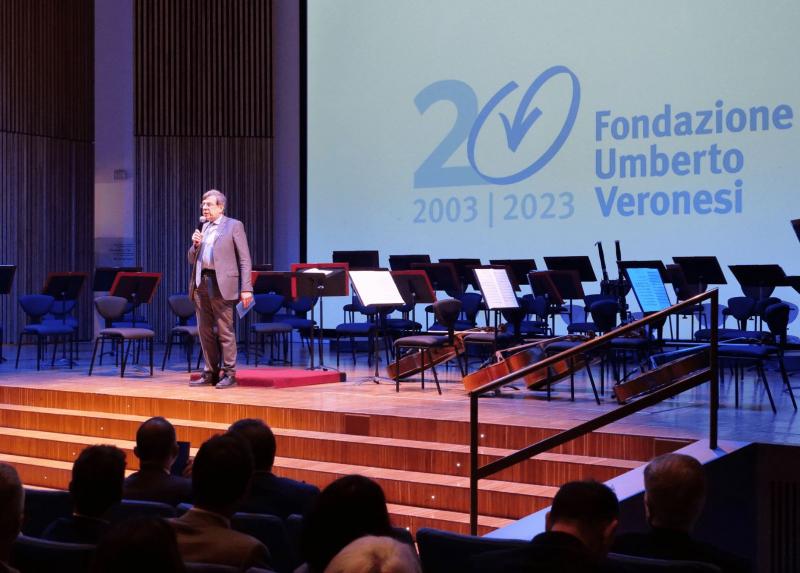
left=196, top=216, right=207, bottom=231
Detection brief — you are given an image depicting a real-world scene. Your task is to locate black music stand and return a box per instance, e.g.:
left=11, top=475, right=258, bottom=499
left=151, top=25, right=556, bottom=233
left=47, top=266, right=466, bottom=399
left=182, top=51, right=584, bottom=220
left=729, top=264, right=787, bottom=300
left=109, top=272, right=162, bottom=328
left=388, top=254, right=431, bottom=271
left=0, top=265, right=16, bottom=363
left=252, top=263, right=274, bottom=272
left=294, top=268, right=347, bottom=371
left=672, top=256, right=727, bottom=292
left=440, top=258, right=482, bottom=291
left=410, top=262, right=462, bottom=295
left=92, top=267, right=142, bottom=292
left=391, top=270, right=437, bottom=324
left=544, top=256, right=597, bottom=282
left=333, top=250, right=380, bottom=270
left=252, top=271, right=293, bottom=297
left=350, top=270, right=407, bottom=383
left=489, top=259, right=537, bottom=291
left=529, top=271, right=565, bottom=334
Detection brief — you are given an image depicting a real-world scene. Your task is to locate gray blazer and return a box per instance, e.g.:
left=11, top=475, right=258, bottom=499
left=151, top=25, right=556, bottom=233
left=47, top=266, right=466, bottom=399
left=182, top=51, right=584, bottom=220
left=188, top=216, right=253, bottom=301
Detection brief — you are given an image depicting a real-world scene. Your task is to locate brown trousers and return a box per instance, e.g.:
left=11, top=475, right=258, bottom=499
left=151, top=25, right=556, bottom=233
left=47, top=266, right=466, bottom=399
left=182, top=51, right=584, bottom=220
left=193, top=274, right=237, bottom=376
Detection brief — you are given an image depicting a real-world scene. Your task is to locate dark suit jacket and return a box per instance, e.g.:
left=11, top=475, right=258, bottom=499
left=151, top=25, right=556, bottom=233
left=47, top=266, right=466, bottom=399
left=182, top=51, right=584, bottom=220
left=123, top=463, right=193, bottom=506
left=470, top=531, right=613, bottom=573
left=42, top=515, right=110, bottom=545
left=169, top=507, right=270, bottom=571
left=613, top=528, right=749, bottom=573
left=188, top=216, right=253, bottom=301
left=238, top=471, right=320, bottom=519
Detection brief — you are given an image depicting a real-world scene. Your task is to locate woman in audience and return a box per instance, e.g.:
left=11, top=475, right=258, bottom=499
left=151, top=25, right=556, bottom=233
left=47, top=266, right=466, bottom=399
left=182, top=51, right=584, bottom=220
left=299, top=475, right=396, bottom=573
left=323, top=536, right=421, bottom=573
left=90, top=516, right=186, bottom=573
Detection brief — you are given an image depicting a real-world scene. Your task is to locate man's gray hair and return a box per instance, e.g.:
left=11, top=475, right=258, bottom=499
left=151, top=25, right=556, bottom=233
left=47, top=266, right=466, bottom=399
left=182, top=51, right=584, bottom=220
left=202, top=189, right=227, bottom=209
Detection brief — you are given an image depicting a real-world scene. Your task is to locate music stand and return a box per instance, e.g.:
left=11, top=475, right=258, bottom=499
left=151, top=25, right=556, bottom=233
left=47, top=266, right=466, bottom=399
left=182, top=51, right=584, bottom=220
left=333, top=250, right=380, bottom=270
left=291, top=263, right=349, bottom=370
left=0, top=265, right=16, bottom=362
left=672, top=256, right=727, bottom=292
left=410, top=262, right=462, bottom=295
left=489, top=259, right=537, bottom=291
left=529, top=271, right=566, bottom=334
left=92, top=267, right=142, bottom=292
left=618, top=260, right=671, bottom=284
left=42, top=273, right=88, bottom=354
left=728, top=264, right=787, bottom=301
left=440, top=258, right=482, bottom=291
left=388, top=254, right=431, bottom=271
left=109, top=272, right=162, bottom=327
left=350, top=270, right=407, bottom=383
left=544, top=256, right=597, bottom=282
left=251, top=271, right=293, bottom=297
left=252, top=263, right=273, bottom=272
left=391, top=270, right=436, bottom=323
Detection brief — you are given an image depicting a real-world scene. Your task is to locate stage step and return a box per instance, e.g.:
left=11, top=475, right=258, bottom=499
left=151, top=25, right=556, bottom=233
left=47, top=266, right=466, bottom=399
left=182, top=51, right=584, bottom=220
left=0, top=386, right=689, bottom=460
left=0, top=403, right=640, bottom=485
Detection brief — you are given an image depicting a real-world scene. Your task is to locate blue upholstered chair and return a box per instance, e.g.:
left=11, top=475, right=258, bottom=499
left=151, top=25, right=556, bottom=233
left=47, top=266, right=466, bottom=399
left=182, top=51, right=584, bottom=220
left=416, top=527, right=528, bottom=573
left=162, top=294, right=202, bottom=371
left=21, top=488, right=73, bottom=537
left=247, top=293, right=293, bottom=366
left=89, top=295, right=155, bottom=377
left=15, top=294, right=75, bottom=370
left=11, top=535, right=95, bottom=573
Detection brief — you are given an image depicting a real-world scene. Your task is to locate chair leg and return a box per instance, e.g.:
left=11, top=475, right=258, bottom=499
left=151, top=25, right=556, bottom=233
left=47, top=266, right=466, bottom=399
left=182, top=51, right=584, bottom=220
left=89, top=337, right=101, bottom=375
left=395, top=347, right=401, bottom=392
left=121, top=339, right=132, bottom=378
left=162, top=334, right=173, bottom=370
left=149, top=337, right=154, bottom=376
left=778, top=355, right=797, bottom=410
left=756, top=362, right=776, bottom=414
left=15, top=332, right=24, bottom=368
left=428, top=350, right=442, bottom=395
left=585, top=359, right=601, bottom=405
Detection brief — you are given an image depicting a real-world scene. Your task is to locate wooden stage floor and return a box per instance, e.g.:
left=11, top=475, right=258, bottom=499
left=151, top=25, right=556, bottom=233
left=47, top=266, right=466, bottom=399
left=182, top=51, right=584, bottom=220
left=2, top=341, right=799, bottom=447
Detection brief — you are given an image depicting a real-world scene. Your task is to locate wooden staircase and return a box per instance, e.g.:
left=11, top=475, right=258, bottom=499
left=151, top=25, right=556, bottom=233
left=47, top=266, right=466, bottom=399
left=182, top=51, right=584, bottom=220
left=0, top=384, right=691, bottom=535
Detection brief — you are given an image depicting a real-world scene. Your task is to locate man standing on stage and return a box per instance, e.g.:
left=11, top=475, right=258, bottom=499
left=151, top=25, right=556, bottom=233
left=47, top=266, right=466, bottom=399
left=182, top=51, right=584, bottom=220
left=188, top=190, right=253, bottom=389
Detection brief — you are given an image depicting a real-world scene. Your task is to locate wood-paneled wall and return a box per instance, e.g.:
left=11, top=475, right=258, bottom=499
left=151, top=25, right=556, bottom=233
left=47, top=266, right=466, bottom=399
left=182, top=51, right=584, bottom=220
left=0, top=0, right=95, bottom=343
left=134, top=0, right=273, bottom=341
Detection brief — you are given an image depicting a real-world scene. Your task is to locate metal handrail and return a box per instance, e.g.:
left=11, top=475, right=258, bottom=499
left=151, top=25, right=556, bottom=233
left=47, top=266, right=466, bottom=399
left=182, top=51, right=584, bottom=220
left=468, top=289, right=719, bottom=534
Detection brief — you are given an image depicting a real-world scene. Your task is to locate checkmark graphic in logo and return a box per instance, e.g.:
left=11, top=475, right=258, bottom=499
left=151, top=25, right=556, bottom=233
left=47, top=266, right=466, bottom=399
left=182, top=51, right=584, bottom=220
left=468, top=65, right=580, bottom=186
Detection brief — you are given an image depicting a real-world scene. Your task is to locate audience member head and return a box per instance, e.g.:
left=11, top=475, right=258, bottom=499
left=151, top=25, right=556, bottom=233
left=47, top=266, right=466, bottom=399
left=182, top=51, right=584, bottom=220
left=191, top=433, right=253, bottom=516
left=70, top=445, right=126, bottom=518
left=302, top=474, right=394, bottom=573
left=90, top=516, right=186, bottom=573
left=643, top=453, right=706, bottom=532
left=323, top=536, right=421, bottom=573
left=228, top=418, right=277, bottom=472
left=134, top=417, right=179, bottom=470
left=0, top=463, right=24, bottom=560
left=545, top=480, right=619, bottom=560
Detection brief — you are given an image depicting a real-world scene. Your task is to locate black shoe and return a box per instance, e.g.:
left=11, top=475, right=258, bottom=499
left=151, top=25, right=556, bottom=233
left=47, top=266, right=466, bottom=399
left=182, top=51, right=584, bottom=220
left=190, top=371, right=218, bottom=387
left=215, top=374, right=237, bottom=389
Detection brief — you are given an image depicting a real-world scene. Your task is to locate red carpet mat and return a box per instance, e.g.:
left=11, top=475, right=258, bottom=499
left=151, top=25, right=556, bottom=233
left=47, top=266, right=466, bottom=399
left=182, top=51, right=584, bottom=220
left=189, top=368, right=345, bottom=388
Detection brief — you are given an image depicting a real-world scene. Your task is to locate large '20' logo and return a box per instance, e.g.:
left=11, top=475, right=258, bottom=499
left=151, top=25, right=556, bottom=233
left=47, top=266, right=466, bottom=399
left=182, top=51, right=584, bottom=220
left=414, top=65, right=580, bottom=188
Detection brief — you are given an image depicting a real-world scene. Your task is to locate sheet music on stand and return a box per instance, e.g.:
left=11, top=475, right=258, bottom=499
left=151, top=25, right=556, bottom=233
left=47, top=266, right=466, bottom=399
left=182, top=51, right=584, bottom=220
left=473, top=267, right=519, bottom=310
left=625, top=267, right=671, bottom=314
left=349, top=270, right=405, bottom=306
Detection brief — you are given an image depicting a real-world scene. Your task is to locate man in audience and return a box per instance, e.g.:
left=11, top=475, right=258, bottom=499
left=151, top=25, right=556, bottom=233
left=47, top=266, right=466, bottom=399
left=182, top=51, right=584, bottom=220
left=168, top=433, right=270, bottom=571
left=613, top=453, right=748, bottom=572
left=43, top=445, right=126, bottom=544
left=124, top=417, right=192, bottom=506
left=471, top=480, right=619, bottom=572
left=0, top=463, right=24, bottom=573
left=228, top=418, right=319, bottom=518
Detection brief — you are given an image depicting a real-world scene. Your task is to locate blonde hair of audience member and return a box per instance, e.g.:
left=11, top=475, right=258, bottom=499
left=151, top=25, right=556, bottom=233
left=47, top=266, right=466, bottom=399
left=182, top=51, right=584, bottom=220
left=644, top=453, right=707, bottom=532
left=323, top=536, right=421, bottom=573
left=0, top=463, right=24, bottom=562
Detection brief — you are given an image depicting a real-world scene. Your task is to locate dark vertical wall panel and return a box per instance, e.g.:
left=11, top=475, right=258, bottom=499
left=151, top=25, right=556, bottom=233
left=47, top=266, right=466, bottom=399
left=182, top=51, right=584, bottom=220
left=0, top=0, right=94, bottom=343
left=134, top=0, right=273, bottom=341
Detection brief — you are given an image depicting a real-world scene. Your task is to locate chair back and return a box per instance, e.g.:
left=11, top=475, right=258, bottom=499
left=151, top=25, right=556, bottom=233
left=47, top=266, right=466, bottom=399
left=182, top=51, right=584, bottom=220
left=763, top=302, right=790, bottom=345
left=416, top=527, right=527, bottom=573
left=755, top=296, right=782, bottom=319
left=231, top=512, right=295, bottom=573
left=287, top=296, right=318, bottom=313
left=590, top=299, right=619, bottom=333
left=18, top=294, right=55, bottom=323
left=11, top=534, right=95, bottom=573
left=433, top=299, right=462, bottom=342
left=607, top=552, right=722, bottom=572
left=458, top=292, right=483, bottom=323
left=106, top=499, right=177, bottom=523
left=94, top=295, right=129, bottom=322
left=21, top=488, right=73, bottom=537
left=726, top=296, right=756, bottom=329
left=254, top=293, right=286, bottom=319
left=168, top=294, right=196, bottom=324
left=185, top=563, right=241, bottom=573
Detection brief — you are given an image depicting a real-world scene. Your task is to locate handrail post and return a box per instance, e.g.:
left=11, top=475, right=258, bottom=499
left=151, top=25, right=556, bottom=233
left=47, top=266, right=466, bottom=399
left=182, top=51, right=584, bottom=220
left=469, top=394, right=479, bottom=535
left=709, top=289, right=719, bottom=449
